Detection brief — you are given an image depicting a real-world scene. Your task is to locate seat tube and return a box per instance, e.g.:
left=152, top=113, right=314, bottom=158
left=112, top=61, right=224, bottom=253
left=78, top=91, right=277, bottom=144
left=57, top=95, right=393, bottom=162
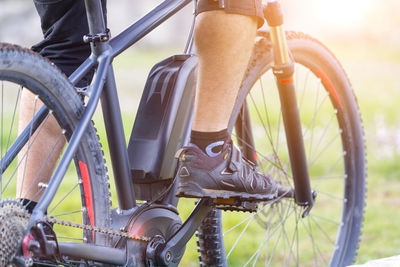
left=264, top=0, right=314, bottom=212
left=84, top=0, right=109, bottom=55
left=84, top=0, right=137, bottom=210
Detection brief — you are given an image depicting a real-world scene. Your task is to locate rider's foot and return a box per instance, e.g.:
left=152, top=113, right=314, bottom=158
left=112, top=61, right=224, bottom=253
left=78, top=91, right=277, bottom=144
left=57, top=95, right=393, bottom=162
left=175, top=139, right=278, bottom=201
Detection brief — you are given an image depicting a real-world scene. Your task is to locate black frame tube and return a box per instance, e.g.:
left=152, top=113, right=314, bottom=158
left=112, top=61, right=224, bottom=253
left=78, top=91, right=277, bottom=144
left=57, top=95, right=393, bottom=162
left=109, top=0, right=192, bottom=58
left=101, top=66, right=136, bottom=210
left=56, top=242, right=127, bottom=265
left=265, top=0, right=313, bottom=208
left=275, top=68, right=313, bottom=207
left=69, top=56, right=97, bottom=86
left=85, top=0, right=109, bottom=56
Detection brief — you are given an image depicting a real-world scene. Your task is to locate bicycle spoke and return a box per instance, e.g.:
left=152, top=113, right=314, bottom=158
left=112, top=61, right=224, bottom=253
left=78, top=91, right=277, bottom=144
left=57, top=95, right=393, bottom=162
left=18, top=95, right=39, bottom=198
left=2, top=85, right=22, bottom=196
left=48, top=183, right=79, bottom=215
left=312, top=153, right=344, bottom=190
left=310, top=214, right=340, bottom=226
left=265, top=203, right=295, bottom=266
left=2, top=112, right=52, bottom=194
left=5, top=85, right=22, bottom=154
left=52, top=210, right=82, bottom=217
left=249, top=92, right=285, bottom=172
left=305, top=79, right=322, bottom=163
left=259, top=78, right=278, bottom=158
left=244, top=226, right=271, bottom=267
left=309, top=109, right=337, bottom=157
left=309, top=132, right=342, bottom=167
left=264, top=203, right=297, bottom=260
left=316, top=191, right=343, bottom=201
left=21, top=132, right=65, bottom=200
left=283, top=203, right=300, bottom=265
left=306, top=91, right=331, bottom=165
left=284, top=206, right=300, bottom=265
left=233, top=133, right=290, bottom=179
left=307, top=217, right=331, bottom=265
left=298, top=68, right=311, bottom=111
left=312, top=174, right=344, bottom=180
left=224, top=203, right=273, bottom=236
left=226, top=214, right=255, bottom=257
left=309, top=215, right=336, bottom=245
left=248, top=93, right=275, bottom=154
left=24, top=187, right=45, bottom=209
left=295, top=207, right=300, bottom=265
left=304, top=217, right=320, bottom=266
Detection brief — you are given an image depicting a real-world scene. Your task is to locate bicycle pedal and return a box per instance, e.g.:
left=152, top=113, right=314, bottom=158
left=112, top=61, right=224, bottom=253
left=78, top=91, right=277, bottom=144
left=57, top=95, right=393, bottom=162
left=212, top=198, right=258, bottom=213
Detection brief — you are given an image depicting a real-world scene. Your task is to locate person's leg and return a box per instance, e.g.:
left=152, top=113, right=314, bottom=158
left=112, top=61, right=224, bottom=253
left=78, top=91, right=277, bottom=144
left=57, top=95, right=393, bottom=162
left=190, top=0, right=264, bottom=156
left=189, top=9, right=257, bottom=156
left=176, top=0, right=278, bottom=200
left=192, top=10, right=257, bottom=133
left=17, top=92, right=65, bottom=202
left=18, top=0, right=106, bottom=208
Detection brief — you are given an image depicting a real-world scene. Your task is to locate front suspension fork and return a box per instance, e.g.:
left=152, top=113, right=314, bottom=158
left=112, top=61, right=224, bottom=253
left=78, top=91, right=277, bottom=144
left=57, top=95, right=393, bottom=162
left=265, top=1, right=314, bottom=215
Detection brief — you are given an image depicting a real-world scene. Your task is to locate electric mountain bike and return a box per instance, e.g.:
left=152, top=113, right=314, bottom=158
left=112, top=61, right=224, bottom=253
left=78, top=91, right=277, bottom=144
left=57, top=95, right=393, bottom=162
left=0, top=0, right=366, bottom=266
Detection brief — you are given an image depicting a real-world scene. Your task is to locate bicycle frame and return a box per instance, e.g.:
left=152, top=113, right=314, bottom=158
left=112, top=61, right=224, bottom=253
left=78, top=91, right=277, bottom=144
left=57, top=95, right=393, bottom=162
left=30, top=0, right=194, bottom=221
left=12, top=0, right=315, bottom=264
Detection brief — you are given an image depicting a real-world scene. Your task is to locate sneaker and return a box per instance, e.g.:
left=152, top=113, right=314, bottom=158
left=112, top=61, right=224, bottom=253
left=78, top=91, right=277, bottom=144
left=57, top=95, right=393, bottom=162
left=175, top=140, right=278, bottom=201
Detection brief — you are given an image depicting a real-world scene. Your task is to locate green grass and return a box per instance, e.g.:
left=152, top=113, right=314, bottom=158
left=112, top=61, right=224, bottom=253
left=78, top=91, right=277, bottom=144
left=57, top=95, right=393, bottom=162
left=2, top=37, right=400, bottom=265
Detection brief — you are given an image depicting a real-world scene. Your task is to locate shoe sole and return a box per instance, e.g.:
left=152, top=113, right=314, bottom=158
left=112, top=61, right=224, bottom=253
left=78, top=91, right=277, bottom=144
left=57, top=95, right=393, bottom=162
left=176, top=182, right=278, bottom=201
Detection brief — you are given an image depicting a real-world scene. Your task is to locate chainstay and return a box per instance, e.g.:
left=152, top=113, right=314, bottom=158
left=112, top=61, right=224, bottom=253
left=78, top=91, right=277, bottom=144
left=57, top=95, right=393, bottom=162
left=44, top=216, right=151, bottom=242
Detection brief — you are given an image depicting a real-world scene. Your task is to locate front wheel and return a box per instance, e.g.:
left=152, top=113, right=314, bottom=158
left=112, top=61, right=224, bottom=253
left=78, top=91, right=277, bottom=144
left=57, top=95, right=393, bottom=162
left=198, top=32, right=366, bottom=267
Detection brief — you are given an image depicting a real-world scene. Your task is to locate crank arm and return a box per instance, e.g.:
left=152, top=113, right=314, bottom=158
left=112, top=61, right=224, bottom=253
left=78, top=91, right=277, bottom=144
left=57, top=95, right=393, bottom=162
left=149, top=198, right=213, bottom=266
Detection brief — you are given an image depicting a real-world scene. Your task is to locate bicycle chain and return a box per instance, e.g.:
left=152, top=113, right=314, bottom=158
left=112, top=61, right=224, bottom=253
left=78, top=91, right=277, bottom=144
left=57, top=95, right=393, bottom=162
left=1, top=206, right=151, bottom=243
left=44, top=216, right=151, bottom=242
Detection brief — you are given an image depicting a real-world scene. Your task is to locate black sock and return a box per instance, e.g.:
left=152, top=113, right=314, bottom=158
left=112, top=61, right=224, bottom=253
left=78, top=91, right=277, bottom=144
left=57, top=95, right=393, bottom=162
left=190, top=129, right=229, bottom=157
left=19, top=198, right=38, bottom=214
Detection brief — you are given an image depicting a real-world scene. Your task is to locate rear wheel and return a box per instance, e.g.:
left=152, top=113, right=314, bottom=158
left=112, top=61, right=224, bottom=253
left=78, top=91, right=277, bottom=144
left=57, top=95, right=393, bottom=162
left=0, top=43, right=111, bottom=265
left=198, top=32, right=366, bottom=266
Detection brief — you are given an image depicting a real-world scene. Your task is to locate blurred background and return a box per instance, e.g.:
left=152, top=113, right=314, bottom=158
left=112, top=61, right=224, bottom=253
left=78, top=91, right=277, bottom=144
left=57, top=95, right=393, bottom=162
left=1, top=0, right=400, bottom=264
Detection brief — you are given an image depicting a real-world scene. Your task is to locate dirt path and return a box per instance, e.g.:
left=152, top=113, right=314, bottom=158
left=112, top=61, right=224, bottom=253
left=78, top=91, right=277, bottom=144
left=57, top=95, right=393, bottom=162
left=349, top=256, right=400, bottom=267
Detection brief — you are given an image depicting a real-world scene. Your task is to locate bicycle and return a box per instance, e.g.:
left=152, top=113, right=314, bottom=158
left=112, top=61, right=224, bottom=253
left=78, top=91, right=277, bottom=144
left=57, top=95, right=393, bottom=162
left=0, top=0, right=366, bottom=266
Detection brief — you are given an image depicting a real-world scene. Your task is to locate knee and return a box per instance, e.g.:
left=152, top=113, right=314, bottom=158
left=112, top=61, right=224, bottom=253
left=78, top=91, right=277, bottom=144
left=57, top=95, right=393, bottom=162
left=194, top=10, right=227, bottom=51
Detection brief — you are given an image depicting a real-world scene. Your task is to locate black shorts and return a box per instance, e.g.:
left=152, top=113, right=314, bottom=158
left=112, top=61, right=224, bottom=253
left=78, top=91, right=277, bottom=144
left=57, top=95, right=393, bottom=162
left=196, top=0, right=264, bottom=28
left=32, top=0, right=107, bottom=87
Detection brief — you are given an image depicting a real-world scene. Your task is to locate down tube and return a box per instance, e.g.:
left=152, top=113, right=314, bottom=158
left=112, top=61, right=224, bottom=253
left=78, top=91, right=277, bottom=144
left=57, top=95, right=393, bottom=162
left=30, top=55, right=111, bottom=223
